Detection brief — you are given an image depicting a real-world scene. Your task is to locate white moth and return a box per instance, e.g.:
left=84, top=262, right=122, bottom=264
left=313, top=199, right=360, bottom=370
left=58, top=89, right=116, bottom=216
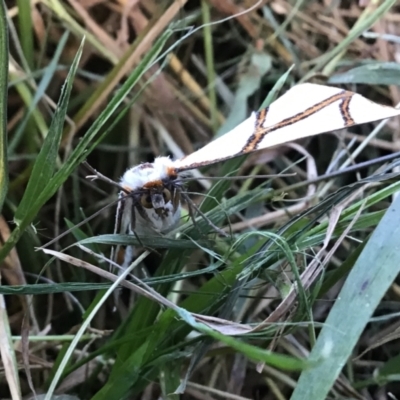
left=115, top=83, right=400, bottom=241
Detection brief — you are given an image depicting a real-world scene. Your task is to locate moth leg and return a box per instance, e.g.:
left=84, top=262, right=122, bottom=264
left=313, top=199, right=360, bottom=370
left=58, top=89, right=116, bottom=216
left=180, top=192, right=228, bottom=237
left=171, top=186, right=182, bottom=214
left=182, top=192, right=200, bottom=234
left=132, top=202, right=161, bottom=256
left=110, top=193, right=126, bottom=271
left=135, top=201, right=153, bottom=225
left=130, top=200, right=145, bottom=248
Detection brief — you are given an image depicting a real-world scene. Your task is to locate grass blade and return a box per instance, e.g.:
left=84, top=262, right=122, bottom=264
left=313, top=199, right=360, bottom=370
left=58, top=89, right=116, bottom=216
left=0, top=38, right=84, bottom=264
left=0, top=29, right=172, bottom=265
left=291, top=194, right=400, bottom=400
left=302, top=0, right=397, bottom=80
left=8, top=31, right=69, bottom=153
left=14, top=36, right=84, bottom=224
left=16, top=0, right=33, bottom=68
left=34, top=29, right=172, bottom=205
left=328, top=62, right=400, bottom=86
left=0, top=0, right=8, bottom=214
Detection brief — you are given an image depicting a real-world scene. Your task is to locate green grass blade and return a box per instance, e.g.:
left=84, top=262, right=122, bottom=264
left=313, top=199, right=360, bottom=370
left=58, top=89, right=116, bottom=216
left=302, top=0, right=397, bottom=80
left=259, top=64, right=293, bottom=109
left=291, top=194, right=400, bottom=400
left=0, top=29, right=171, bottom=265
left=8, top=31, right=69, bottom=154
left=328, top=62, right=400, bottom=86
left=43, top=0, right=118, bottom=64
left=0, top=0, right=8, bottom=214
left=34, top=29, right=172, bottom=205
left=14, top=36, right=83, bottom=224
left=217, top=52, right=272, bottom=138
left=201, top=0, right=218, bottom=132
left=0, top=37, right=83, bottom=265
left=16, top=0, right=34, bottom=68
left=177, top=309, right=309, bottom=371
left=0, top=282, right=113, bottom=295
left=44, top=251, right=150, bottom=400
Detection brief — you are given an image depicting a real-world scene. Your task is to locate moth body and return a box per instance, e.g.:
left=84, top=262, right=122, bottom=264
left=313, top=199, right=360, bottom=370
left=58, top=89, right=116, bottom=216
left=118, top=157, right=182, bottom=235
left=121, top=156, right=176, bottom=190
left=113, top=83, right=400, bottom=245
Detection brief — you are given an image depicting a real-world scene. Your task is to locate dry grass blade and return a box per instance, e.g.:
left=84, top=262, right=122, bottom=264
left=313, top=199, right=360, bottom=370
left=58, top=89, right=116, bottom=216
left=42, top=246, right=253, bottom=336
left=0, top=294, right=21, bottom=400
left=65, top=0, right=188, bottom=139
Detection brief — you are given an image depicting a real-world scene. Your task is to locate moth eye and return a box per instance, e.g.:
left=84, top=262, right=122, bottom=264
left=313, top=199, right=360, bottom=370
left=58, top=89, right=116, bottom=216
left=140, top=194, right=153, bottom=209
left=162, top=188, right=171, bottom=202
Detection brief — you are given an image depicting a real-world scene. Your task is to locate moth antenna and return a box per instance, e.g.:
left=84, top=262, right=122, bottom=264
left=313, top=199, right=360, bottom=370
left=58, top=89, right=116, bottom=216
left=39, top=197, right=122, bottom=250
left=180, top=173, right=296, bottom=181
left=84, top=161, right=129, bottom=193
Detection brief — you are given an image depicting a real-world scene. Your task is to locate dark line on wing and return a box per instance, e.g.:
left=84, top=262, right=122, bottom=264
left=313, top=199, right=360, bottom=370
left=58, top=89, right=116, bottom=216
left=243, top=90, right=351, bottom=152
left=174, top=90, right=353, bottom=173
left=339, top=95, right=355, bottom=126
left=256, top=107, right=268, bottom=130
left=173, top=110, right=265, bottom=172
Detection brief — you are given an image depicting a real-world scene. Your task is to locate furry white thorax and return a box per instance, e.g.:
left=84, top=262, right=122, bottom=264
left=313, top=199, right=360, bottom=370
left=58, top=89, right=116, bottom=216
left=118, top=156, right=181, bottom=235
left=120, top=156, right=175, bottom=190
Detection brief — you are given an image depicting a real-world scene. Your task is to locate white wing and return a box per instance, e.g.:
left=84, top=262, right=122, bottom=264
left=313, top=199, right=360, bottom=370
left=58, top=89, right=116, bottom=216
left=173, top=83, right=400, bottom=172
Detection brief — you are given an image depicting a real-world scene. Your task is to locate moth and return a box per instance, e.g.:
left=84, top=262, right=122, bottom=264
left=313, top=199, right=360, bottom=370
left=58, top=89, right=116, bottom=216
left=115, top=83, right=400, bottom=241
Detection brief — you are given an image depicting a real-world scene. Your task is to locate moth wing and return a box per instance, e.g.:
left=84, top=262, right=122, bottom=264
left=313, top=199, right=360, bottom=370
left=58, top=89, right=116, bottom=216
left=172, top=112, right=258, bottom=172
left=173, top=83, right=400, bottom=172
left=254, top=83, right=400, bottom=150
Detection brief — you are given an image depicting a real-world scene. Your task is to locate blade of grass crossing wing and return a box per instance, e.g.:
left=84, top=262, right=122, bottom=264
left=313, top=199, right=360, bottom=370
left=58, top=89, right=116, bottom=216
left=291, top=194, right=400, bottom=400
left=216, top=53, right=271, bottom=138
left=259, top=64, right=294, bottom=110
left=14, top=37, right=84, bottom=225
left=0, top=0, right=8, bottom=214
left=200, top=68, right=292, bottom=213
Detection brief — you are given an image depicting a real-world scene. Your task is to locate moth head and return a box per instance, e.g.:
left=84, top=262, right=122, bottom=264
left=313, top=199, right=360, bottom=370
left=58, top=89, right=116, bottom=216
left=120, top=157, right=182, bottom=216
left=138, top=180, right=181, bottom=216
left=140, top=186, right=172, bottom=210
